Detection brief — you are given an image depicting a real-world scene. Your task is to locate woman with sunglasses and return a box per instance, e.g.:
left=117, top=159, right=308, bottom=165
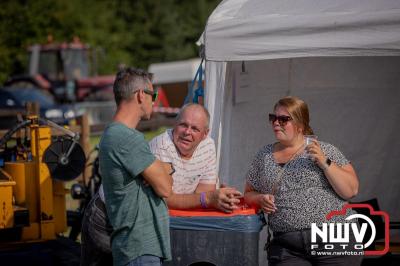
left=244, top=96, right=362, bottom=266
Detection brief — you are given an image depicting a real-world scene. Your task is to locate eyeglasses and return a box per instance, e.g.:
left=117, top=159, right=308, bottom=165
left=167, top=162, right=175, bottom=175
left=143, top=88, right=158, bottom=102
left=268, top=113, right=293, bottom=126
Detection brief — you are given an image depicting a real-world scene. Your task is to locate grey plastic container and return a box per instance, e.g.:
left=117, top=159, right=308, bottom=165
left=164, top=213, right=264, bottom=266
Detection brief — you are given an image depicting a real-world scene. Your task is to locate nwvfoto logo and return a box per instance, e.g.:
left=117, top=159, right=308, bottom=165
left=311, top=204, right=389, bottom=256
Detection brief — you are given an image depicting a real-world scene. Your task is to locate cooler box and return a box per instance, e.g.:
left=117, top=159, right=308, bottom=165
left=165, top=207, right=264, bottom=266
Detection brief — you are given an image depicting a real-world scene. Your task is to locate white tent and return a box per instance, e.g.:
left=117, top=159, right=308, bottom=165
left=202, top=0, right=400, bottom=222
left=149, top=58, right=201, bottom=85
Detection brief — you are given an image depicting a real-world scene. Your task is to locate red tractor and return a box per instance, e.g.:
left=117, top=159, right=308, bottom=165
left=5, top=37, right=115, bottom=103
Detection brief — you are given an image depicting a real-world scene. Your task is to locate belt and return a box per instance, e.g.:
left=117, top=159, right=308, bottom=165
left=274, top=228, right=311, bottom=238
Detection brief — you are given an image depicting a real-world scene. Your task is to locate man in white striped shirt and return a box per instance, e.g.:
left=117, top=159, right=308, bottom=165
left=150, top=103, right=242, bottom=212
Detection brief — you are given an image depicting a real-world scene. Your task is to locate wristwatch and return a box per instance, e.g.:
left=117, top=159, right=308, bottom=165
left=326, top=158, right=332, bottom=167
left=322, top=158, right=332, bottom=171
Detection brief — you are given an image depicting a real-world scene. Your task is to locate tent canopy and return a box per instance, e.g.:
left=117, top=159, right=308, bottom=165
left=203, top=0, right=400, bottom=221
left=204, top=0, right=400, bottom=61
left=148, top=58, right=201, bottom=85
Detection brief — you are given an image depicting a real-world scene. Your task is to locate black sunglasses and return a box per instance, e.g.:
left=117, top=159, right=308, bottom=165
left=143, top=88, right=158, bottom=102
left=268, top=113, right=293, bottom=126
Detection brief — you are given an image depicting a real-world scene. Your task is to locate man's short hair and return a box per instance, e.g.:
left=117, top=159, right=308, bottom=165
left=176, top=103, right=210, bottom=129
left=113, top=67, right=153, bottom=105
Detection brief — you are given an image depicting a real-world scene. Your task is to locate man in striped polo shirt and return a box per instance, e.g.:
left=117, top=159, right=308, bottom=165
left=149, top=103, right=242, bottom=212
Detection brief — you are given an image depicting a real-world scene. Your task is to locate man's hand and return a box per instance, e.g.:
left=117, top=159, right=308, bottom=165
left=143, top=161, right=174, bottom=187
left=162, top=162, right=175, bottom=176
left=141, top=159, right=173, bottom=198
left=206, top=187, right=242, bottom=213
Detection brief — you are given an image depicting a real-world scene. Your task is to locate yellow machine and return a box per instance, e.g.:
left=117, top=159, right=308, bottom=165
left=0, top=115, right=85, bottom=246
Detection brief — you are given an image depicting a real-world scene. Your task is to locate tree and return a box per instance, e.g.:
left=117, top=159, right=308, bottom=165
left=0, top=0, right=221, bottom=84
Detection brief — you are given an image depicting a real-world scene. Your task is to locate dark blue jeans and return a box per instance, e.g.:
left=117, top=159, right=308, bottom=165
left=267, top=229, right=363, bottom=266
left=80, top=193, right=113, bottom=266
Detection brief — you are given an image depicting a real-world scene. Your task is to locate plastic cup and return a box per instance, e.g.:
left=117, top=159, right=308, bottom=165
left=304, top=135, right=317, bottom=158
left=304, top=135, right=318, bottom=146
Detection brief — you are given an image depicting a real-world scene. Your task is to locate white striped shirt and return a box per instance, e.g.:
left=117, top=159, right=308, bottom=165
left=149, top=129, right=217, bottom=194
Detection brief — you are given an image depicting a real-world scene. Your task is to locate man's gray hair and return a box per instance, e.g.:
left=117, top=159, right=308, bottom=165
left=113, top=67, right=153, bottom=105
left=176, top=103, right=210, bottom=129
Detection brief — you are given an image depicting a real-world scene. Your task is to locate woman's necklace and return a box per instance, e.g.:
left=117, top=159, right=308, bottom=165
left=274, top=142, right=304, bottom=164
left=271, top=142, right=305, bottom=195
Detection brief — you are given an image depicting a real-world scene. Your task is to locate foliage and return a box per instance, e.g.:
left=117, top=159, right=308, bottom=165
left=0, top=0, right=220, bottom=83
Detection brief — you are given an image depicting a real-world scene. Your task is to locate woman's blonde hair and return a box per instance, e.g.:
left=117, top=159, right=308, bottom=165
left=274, top=96, right=314, bottom=135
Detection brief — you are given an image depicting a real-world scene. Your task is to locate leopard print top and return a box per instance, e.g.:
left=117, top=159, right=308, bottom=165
left=246, top=141, right=354, bottom=232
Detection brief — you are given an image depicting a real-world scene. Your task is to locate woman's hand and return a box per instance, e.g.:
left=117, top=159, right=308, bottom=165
left=258, top=194, right=277, bottom=214
left=244, top=182, right=277, bottom=214
left=305, top=140, right=359, bottom=200
left=305, top=139, right=327, bottom=169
